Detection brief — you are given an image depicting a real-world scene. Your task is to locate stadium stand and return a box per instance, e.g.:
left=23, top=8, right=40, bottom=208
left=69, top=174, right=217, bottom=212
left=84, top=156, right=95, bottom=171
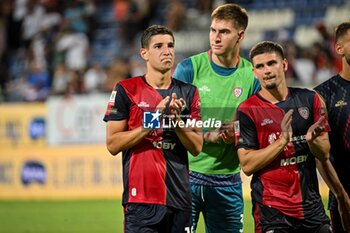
left=0, top=0, right=349, bottom=102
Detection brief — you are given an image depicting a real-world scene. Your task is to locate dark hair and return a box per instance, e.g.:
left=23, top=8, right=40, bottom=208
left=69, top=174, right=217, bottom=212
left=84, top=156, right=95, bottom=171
left=335, top=22, right=350, bottom=42
left=249, top=41, right=285, bottom=61
left=141, top=25, right=175, bottom=48
left=211, top=4, right=248, bottom=31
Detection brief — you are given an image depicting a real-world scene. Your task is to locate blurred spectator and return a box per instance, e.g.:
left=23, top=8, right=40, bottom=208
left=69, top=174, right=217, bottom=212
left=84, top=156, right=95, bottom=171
left=103, top=59, right=130, bottom=92
left=195, top=0, right=214, bottom=13
left=312, top=41, right=337, bottom=85
left=63, top=1, right=88, bottom=34
left=283, top=40, right=299, bottom=82
left=1, top=0, right=24, bottom=101
left=315, top=22, right=341, bottom=72
left=294, top=49, right=316, bottom=86
left=55, top=23, right=89, bottom=75
left=22, top=0, right=45, bottom=48
left=83, top=62, right=107, bottom=93
left=24, top=62, right=50, bottom=101
left=114, top=0, right=156, bottom=49
left=166, top=0, right=186, bottom=31
left=51, top=63, right=70, bottom=95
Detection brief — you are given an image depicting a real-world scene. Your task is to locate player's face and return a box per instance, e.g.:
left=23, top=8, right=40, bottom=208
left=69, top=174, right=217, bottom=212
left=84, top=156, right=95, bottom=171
left=337, top=29, right=350, bottom=66
left=209, top=19, right=243, bottom=56
left=141, top=34, right=175, bottom=73
left=252, top=52, right=288, bottom=90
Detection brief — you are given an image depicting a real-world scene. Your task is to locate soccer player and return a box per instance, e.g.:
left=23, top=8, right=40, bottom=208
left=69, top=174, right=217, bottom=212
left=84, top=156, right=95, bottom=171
left=235, top=41, right=349, bottom=233
left=314, top=22, right=350, bottom=233
left=173, top=3, right=260, bottom=233
left=103, top=25, right=203, bottom=233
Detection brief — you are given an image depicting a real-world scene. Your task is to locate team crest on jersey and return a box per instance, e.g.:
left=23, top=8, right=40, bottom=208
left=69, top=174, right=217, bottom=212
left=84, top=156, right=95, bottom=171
left=109, top=91, right=117, bottom=102
left=298, top=107, right=309, bottom=120
left=233, top=87, right=243, bottom=98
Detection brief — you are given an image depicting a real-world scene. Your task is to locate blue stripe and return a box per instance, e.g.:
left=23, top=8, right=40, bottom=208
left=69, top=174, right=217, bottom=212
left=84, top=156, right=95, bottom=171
left=189, top=171, right=241, bottom=186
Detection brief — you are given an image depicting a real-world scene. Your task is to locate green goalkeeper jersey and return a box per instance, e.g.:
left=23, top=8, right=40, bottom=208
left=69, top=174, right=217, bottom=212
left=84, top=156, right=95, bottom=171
left=173, top=51, right=260, bottom=175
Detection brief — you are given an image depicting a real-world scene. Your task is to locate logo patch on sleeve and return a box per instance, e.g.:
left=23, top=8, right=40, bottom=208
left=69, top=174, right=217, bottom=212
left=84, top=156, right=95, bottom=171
left=109, top=91, right=117, bottom=102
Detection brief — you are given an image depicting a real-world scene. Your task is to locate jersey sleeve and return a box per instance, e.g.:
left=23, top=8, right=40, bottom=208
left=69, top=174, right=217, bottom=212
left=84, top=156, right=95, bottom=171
left=314, top=83, right=330, bottom=110
left=103, top=83, right=131, bottom=122
left=173, top=58, right=194, bottom=83
left=235, top=109, right=259, bottom=150
left=313, top=92, right=331, bottom=132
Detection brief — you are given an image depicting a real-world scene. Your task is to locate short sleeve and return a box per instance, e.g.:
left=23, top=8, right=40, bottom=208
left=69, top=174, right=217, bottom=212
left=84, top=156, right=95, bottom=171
left=103, top=83, right=131, bottom=122
left=235, top=109, right=259, bottom=150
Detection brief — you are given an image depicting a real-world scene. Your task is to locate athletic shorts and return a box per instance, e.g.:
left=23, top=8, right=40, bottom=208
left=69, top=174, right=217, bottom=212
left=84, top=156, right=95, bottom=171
left=191, top=182, right=244, bottom=233
left=124, top=203, right=192, bottom=233
left=254, top=202, right=331, bottom=233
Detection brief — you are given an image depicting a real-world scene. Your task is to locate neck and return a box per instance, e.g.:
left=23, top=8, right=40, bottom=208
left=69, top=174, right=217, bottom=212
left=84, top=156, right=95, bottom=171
left=144, top=71, right=172, bottom=89
left=212, top=50, right=239, bottom=68
left=339, top=60, right=350, bottom=81
left=260, top=83, right=288, bottom=104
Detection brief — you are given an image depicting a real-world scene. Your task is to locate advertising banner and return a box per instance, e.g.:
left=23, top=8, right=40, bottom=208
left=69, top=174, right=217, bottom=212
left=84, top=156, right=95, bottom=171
left=0, top=103, right=46, bottom=148
left=47, top=94, right=108, bottom=145
left=0, top=145, right=122, bottom=199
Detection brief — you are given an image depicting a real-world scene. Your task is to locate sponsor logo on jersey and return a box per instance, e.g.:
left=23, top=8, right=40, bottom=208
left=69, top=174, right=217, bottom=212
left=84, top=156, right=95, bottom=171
left=138, top=101, right=150, bottom=107
left=298, top=107, right=309, bottom=120
left=109, top=91, right=116, bottom=102
left=152, top=141, right=176, bottom=150
left=261, top=118, right=273, bottom=126
left=280, top=154, right=308, bottom=166
left=233, top=87, right=243, bottom=98
left=109, top=107, right=117, bottom=114
left=335, top=100, right=347, bottom=107
left=199, top=85, right=211, bottom=92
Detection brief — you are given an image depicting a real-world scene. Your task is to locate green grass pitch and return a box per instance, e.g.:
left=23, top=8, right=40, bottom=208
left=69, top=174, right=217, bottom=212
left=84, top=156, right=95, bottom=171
left=0, top=198, right=328, bottom=233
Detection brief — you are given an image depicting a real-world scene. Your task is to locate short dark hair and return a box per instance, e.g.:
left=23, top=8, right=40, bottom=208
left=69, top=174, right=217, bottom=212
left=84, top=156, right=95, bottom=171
left=211, top=4, right=248, bottom=31
left=249, top=41, right=285, bottom=61
left=335, top=22, right=350, bottom=42
left=141, top=25, right=175, bottom=48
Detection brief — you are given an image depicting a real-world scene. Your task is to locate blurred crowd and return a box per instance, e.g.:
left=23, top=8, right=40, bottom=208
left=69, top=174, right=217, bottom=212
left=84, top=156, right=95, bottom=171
left=0, top=0, right=342, bottom=102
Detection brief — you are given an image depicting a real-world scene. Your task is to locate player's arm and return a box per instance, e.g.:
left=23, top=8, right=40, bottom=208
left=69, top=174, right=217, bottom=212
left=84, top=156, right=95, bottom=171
left=316, top=159, right=350, bottom=232
left=306, top=117, right=330, bottom=161
left=175, top=123, right=202, bottom=156
left=237, top=110, right=293, bottom=176
left=306, top=93, right=330, bottom=161
left=106, top=121, right=151, bottom=155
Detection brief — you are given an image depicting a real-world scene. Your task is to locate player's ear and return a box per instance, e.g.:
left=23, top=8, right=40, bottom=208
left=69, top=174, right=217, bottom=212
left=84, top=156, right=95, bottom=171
left=237, top=30, right=245, bottom=43
left=140, top=48, right=148, bottom=61
left=283, top=58, right=288, bottom=71
left=335, top=42, right=344, bottom=56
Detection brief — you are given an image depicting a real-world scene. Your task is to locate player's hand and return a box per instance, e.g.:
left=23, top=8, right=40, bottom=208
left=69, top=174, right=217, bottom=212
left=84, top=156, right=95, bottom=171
left=280, top=109, right=293, bottom=145
left=336, top=192, right=350, bottom=232
left=156, top=96, right=170, bottom=115
left=219, top=122, right=235, bottom=144
left=306, top=116, right=327, bottom=142
left=169, top=93, right=185, bottom=122
left=204, top=122, right=235, bottom=144
left=203, top=129, right=221, bottom=143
